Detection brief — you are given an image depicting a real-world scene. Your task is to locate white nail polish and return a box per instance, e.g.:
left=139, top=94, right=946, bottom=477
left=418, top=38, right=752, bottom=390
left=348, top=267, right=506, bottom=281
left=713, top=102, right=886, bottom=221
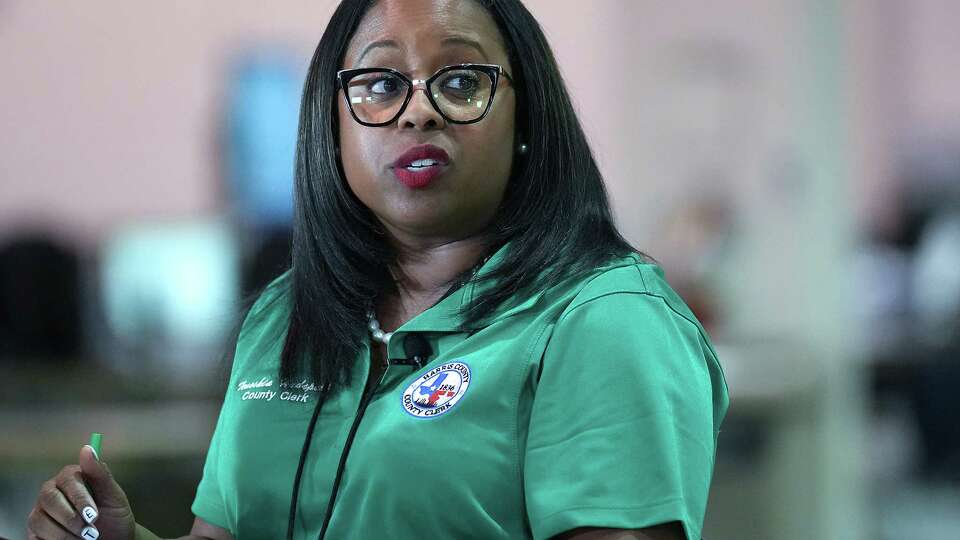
left=84, top=444, right=100, bottom=462
left=81, top=526, right=100, bottom=539
left=81, top=506, right=98, bottom=524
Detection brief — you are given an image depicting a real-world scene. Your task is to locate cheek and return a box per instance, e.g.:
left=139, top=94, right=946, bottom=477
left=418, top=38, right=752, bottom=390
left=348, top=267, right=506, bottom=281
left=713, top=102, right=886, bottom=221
left=473, top=97, right=516, bottom=187
left=337, top=100, right=359, bottom=161
left=492, top=94, right=517, bottom=158
left=337, top=101, right=376, bottom=195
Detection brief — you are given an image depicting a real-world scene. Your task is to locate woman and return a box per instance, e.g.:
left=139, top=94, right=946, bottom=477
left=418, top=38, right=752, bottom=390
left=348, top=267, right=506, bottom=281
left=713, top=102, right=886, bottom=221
left=27, top=1, right=728, bottom=539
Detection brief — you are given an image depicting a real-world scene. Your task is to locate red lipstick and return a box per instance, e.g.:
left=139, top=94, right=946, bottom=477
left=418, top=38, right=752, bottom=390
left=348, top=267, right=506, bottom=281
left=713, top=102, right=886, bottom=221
left=390, top=144, right=450, bottom=188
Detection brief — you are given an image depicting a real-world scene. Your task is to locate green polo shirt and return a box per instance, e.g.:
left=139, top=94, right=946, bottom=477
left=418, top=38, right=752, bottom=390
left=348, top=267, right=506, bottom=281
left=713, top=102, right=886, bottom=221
left=191, top=244, right=729, bottom=540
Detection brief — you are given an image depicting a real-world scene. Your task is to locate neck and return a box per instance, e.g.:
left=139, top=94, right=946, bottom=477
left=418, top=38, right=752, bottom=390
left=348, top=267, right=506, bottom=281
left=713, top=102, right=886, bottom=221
left=391, top=235, right=490, bottom=296
left=378, top=233, right=492, bottom=327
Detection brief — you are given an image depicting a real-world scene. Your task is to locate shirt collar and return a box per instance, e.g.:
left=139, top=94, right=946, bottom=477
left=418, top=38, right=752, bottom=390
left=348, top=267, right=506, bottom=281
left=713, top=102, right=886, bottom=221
left=385, top=240, right=537, bottom=359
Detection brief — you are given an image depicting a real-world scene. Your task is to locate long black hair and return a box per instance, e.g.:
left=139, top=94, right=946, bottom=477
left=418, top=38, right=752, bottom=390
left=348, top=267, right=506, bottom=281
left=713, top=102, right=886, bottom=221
left=250, top=0, right=639, bottom=393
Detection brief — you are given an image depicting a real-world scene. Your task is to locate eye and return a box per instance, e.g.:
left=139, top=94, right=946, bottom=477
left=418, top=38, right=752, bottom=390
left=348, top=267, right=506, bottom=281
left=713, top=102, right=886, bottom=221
left=440, top=72, right=480, bottom=96
left=369, top=75, right=402, bottom=95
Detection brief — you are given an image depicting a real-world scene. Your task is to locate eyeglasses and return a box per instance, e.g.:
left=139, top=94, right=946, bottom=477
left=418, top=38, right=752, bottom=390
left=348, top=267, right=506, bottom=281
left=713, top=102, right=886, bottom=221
left=336, top=63, right=513, bottom=127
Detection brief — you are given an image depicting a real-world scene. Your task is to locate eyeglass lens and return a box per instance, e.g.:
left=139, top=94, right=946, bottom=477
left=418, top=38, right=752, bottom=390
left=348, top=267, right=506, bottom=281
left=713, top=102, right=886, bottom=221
left=345, top=68, right=494, bottom=124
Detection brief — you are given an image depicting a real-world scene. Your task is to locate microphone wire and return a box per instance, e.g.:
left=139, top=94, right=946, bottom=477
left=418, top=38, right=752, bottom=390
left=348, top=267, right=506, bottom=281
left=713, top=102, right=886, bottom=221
left=287, top=335, right=433, bottom=539
left=286, top=384, right=329, bottom=540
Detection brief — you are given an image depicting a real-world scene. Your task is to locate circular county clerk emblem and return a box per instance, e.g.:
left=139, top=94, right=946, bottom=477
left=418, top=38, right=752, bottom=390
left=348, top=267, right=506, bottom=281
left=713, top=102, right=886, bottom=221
left=401, top=361, right=471, bottom=418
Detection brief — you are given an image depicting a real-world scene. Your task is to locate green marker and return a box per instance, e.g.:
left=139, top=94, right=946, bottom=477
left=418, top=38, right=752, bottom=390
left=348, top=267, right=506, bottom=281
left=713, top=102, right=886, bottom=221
left=81, top=433, right=103, bottom=533
left=88, top=432, right=102, bottom=461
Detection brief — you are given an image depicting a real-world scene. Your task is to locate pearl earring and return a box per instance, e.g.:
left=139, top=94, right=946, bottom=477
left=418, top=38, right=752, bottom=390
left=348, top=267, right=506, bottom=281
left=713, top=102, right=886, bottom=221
left=517, top=142, right=528, bottom=155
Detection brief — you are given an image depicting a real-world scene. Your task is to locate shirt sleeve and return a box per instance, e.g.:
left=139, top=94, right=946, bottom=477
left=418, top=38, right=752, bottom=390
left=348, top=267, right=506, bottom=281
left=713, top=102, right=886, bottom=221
left=524, top=290, right=728, bottom=540
left=190, top=272, right=290, bottom=531
left=190, top=392, right=232, bottom=530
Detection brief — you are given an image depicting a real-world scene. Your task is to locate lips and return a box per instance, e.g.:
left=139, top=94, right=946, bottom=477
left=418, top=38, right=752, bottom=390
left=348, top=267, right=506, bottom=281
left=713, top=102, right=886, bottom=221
left=391, top=144, right=450, bottom=169
left=390, top=144, right=450, bottom=188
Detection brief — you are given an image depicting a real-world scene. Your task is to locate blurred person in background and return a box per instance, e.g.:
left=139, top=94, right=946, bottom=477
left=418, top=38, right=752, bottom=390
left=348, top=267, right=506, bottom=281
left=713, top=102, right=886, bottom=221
left=26, top=1, right=727, bottom=539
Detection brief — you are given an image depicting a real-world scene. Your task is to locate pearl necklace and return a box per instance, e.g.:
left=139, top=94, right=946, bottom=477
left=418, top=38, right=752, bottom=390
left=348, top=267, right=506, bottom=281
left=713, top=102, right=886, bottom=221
left=366, top=252, right=493, bottom=346
left=366, top=310, right=393, bottom=345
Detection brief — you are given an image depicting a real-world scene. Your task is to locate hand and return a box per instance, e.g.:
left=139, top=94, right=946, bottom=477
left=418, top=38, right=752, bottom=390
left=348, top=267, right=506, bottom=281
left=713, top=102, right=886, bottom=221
left=27, top=445, right=136, bottom=540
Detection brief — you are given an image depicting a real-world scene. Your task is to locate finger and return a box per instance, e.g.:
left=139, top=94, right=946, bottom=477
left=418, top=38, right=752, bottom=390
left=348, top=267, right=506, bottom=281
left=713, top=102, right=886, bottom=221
left=37, top=479, right=86, bottom=535
left=27, top=506, right=77, bottom=540
left=53, top=467, right=98, bottom=526
left=78, top=445, right=129, bottom=509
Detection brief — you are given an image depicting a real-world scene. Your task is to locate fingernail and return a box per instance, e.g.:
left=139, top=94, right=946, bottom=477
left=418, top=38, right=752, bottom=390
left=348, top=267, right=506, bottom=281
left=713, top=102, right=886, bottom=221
left=83, top=444, right=100, bottom=463
left=88, top=433, right=103, bottom=460
left=81, top=506, right=98, bottom=524
left=81, top=525, right=100, bottom=539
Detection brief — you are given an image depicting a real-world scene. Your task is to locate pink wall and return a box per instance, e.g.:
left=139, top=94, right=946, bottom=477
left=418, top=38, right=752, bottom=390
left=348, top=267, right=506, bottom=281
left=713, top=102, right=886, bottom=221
left=1, top=0, right=956, bottom=250
left=901, top=0, right=960, bottom=133
left=0, top=1, right=337, bottom=249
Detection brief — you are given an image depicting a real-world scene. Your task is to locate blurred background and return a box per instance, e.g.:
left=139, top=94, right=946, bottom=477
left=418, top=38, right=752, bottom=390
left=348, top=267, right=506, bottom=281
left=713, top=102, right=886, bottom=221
left=2, top=1, right=959, bottom=538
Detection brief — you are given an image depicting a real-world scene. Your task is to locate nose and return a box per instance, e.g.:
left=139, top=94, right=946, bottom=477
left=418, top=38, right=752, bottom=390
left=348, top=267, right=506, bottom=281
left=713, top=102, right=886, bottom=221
left=396, top=80, right=445, bottom=130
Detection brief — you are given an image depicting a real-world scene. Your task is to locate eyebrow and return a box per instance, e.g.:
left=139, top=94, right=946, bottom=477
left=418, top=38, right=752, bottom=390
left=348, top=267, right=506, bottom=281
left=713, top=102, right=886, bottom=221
left=441, top=36, right=490, bottom=61
left=355, top=39, right=397, bottom=65
left=354, top=35, right=490, bottom=66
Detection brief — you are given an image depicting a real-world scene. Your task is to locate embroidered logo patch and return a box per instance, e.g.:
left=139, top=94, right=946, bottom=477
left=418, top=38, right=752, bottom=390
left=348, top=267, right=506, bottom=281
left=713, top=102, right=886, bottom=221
left=401, top=361, right=471, bottom=418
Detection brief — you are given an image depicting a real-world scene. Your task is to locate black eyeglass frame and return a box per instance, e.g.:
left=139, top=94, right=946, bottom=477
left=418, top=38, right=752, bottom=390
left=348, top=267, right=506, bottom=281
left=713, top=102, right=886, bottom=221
left=336, top=63, right=514, bottom=127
